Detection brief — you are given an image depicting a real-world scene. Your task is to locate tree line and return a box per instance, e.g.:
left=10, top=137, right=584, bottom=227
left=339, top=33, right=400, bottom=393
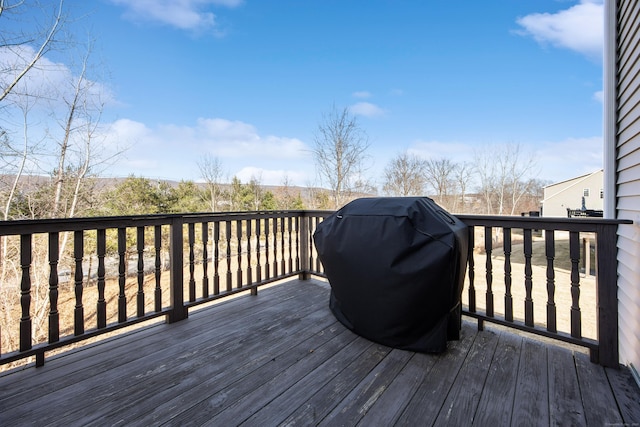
left=312, top=106, right=547, bottom=215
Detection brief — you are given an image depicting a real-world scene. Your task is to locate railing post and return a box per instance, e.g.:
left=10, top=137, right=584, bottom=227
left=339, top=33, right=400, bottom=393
left=299, top=213, right=310, bottom=280
left=594, top=223, right=619, bottom=367
left=168, top=216, right=188, bottom=323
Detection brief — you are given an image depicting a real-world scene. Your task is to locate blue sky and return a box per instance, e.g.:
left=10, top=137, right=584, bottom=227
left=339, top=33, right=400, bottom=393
left=3, top=0, right=605, bottom=188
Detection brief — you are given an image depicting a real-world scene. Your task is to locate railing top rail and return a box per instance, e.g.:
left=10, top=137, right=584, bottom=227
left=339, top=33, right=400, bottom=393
left=455, top=214, right=632, bottom=231
left=0, top=210, right=631, bottom=236
left=0, top=210, right=325, bottom=235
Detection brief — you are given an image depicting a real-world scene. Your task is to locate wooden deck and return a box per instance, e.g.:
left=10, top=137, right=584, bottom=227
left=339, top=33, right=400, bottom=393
left=0, top=279, right=638, bottom=426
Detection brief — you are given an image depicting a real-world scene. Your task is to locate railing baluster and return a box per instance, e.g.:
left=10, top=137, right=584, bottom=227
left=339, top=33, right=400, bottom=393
left=484, top=226, right=494, bottom=317
left=314, top=217, right=321, bottom=273
left=225, top=221, right=232, bottom=291
left=288, top=217, right=293, bottom=273
left=97, top=229, right=107, bottom=329
left=299, top=215, right=310, bottom=280
left=467, top=226, right=476, bottom=313
left=202, top=222, right=209, bottom=299
left=256, top=218, right=262, bottom=283
left=295, top=216, right=300, bottom=272
left=19, top=234, right=32, bottom=352
left=248, top=220, right=257, bottom=295
left=154, top=225, right=162, bottom=312
left=188, top=223, right=196, bottom=302
left=265, top=217, right=271, bottom=280
left=280, top=217, right=286, bottom=276
left=236, top=220, right=243, bottom=288
left=247, top=219, right=253, bottom=286
left=117, top=228, right=127, bottom=323
left=73, top=230, right=84, bottom=336
left=546, top=229, right=557, bottom=333
left=570, top=231, right=582, bottom=338
left=48, top=232, right=60, bottom=343
left=136, top=226, right=145, bottom=317
left=213, top=221, right=220, bottom=295
left=503, top=228, right=513, bottom=322
left=272, top=218, right=279, bottom=277
left=524, top=228, right=534, bottom=327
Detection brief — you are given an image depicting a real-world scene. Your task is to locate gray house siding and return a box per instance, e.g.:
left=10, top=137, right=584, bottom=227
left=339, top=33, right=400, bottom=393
left=542, top=170, right=604, bottom=217
left=614, top=0, right=640, bottom=381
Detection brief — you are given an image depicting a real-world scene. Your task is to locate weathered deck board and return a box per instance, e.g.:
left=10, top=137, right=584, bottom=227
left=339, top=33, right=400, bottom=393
left=547, top=345, right=587, bottom=425
left=0, top=278, right=638, bottom=427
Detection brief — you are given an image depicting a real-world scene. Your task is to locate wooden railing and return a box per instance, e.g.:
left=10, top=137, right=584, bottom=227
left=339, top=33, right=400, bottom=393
left=455, top=215, right=627, bottom=368
left=0, top=211, right=327, bottom=368
left=304, top=213, right=630, bottom=368
left=0, top=210, right=629, bottom=369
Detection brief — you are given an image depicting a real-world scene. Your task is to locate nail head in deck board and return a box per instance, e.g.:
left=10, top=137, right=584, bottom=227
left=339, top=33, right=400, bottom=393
left=472, top=332, right=522, bottom=426
left=433, top=328, right=500, bottom=427
left=574, top=352, right=623, bottom=426
left=547, top=345, right=587, bottom=426
left=512, top=339, right=550, bottom=424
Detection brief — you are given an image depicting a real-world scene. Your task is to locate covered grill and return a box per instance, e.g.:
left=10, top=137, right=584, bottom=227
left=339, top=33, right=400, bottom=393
left=313, top=197, right=468, bottom=353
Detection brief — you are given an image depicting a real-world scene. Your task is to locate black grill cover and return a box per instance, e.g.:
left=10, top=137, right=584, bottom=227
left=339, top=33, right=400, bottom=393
left=313, top=197, right=468, bottom=353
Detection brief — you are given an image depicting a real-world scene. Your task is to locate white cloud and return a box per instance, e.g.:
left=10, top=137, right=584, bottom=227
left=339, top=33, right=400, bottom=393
left=535, top=136, right=603, bottom=183
left=191, top=118, right=307, bottom=159
left=516, top=0, right=603, bottom=60
left=110, top=0, right=242, bottom=32
left=352, top=91, right=372, bottom=99
left=101, top=117, right=314, bottom=185
left=593, top=90, right=604, bottom=103
left=349, top=102, right=386, bottom=118
left=0, top=45, right=115, bottom=109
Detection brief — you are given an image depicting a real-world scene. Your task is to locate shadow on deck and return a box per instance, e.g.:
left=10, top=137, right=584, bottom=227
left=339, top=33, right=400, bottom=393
left=0, top=279, right=638, bottom=426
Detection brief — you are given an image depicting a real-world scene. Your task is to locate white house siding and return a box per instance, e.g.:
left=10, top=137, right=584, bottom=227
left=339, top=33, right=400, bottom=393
left=542, top=170, right=604, bottom=217
left=615, top=0, right=640, bottom=381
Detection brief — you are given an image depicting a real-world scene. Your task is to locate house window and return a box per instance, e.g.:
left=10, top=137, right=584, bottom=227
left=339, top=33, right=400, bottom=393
left=600, top=189, right=604, bottom=198
left=583, top=188, right=590, bottom=197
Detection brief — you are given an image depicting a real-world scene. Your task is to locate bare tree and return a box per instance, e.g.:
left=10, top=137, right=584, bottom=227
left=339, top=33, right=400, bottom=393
left=382, top=152, right=427, bottom=196
left=0, top=0, right=66, bottom=104
left=197, top=154, right=226, bottom=212
left=2, top=89, right=46, bottom=220
left=312, top=106, right=370, bottom=209
left=451, top=161, right=474, bottom=213
left=424, top=157, right=457, bottom=210
left=53, top=38, right=124, bottom=218
left=473, top=143, right=538, bottom=216
left=473, top=147, right=498, bottom=214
